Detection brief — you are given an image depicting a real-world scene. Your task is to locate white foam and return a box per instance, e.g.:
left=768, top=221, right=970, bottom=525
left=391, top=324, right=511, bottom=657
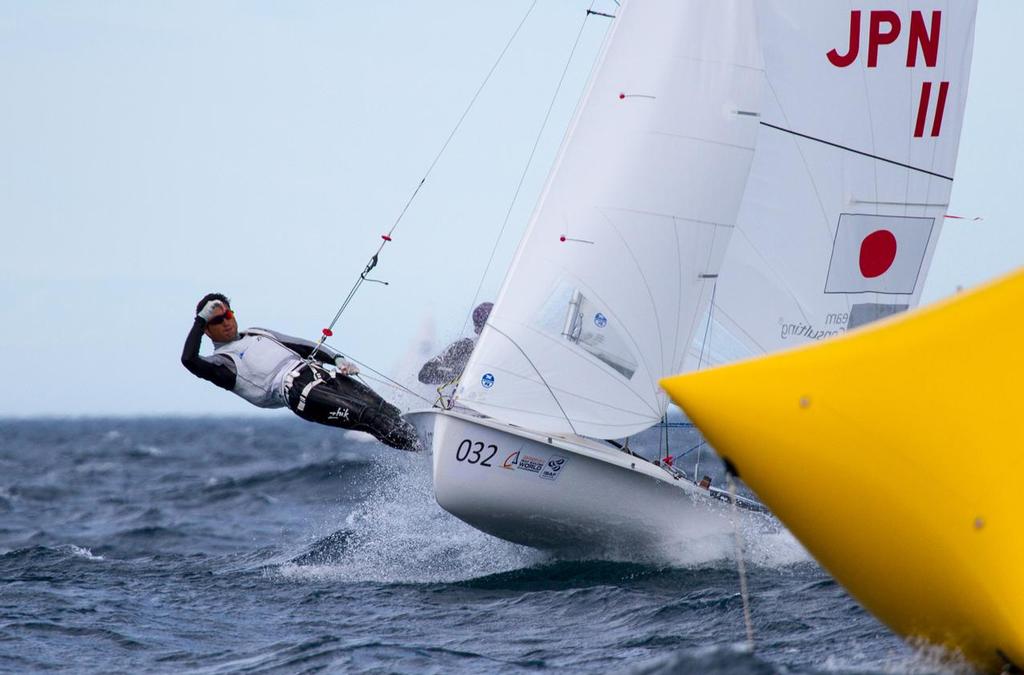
left=820, top=636, right=974, bottom=674
left=609, top=503, right=809, bottom=569
left=271, top=448, right=812, bottom=583
left=275, top=450, right=546, bottom=584
left=740, top=518, right=811, bottom=568
left=68, top=545, right=104, bottom=561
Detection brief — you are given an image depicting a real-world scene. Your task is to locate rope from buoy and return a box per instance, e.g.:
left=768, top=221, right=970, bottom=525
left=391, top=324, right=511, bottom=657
left=692, top=279, right=717, bottom=479
left=727, top=471, right=755, bottom=649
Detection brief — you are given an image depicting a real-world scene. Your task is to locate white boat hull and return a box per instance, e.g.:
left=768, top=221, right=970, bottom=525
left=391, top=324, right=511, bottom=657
left=407, top=408, right=737, bottom=553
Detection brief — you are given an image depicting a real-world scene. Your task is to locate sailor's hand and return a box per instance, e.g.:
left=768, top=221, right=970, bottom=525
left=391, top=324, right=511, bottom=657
left=197, top=300, right=226, bottom=321
left=335, top=356, right=360, bottom=376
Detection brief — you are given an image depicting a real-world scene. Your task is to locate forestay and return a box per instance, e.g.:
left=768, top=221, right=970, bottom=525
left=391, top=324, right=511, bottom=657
left=457, top=0, right=764, bottom=439
left=700, top=1, right=979, bottom=366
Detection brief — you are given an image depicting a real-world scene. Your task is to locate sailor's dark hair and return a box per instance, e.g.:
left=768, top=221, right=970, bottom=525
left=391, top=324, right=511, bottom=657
left=196, top=292, right=231, bottom=315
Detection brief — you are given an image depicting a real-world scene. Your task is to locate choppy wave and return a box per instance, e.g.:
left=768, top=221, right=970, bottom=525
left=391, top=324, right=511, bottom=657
left=1, top=544, right=103, bottom=567
left=0, top=418, right=935, bottom=674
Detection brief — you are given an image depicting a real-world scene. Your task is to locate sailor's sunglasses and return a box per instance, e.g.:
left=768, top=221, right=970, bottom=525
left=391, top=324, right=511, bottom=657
left=207, top=309, right=235, bottom=326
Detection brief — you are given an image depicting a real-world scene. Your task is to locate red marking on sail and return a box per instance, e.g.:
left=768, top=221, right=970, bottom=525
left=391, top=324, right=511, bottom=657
left=907, top=11, right=941, bottom=67
left=931, top=81, right=949, bottom=137
left=915, top=82, right=932, bottom=138
left=827, top=11, right=861, bottom=67
left=868, top=11, right=901, bottom=67
left=859, top=230, right=898, bottom=278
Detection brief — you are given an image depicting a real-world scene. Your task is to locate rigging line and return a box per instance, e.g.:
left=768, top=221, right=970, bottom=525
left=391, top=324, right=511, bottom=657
left=360, top=374, right=432, bottom=406
left=673, top=439, right=706, bottom=460
left=307, top=0, right=541, bottom=361
left=432, top=369, right=463, bottom=410
left=518, top=319, right=661, bottom=417
left=663, top=413, right=668, bottom=461
left=696, top=280, right=717, bottom=370
left=486, top=324, right=579, bottom=436
left=693, top=279, right=717, bottom=479
left=340, top=354, right=432, bottom=405
left=413, top=0, right=542, bottom=209
left=458, top=0, right=602, bottom=338
left=759, top=122, right=954, bottom=181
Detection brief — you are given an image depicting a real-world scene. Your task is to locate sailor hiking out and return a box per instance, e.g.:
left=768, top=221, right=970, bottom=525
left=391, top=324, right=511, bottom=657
left=181, top=293, right=420, bottom=451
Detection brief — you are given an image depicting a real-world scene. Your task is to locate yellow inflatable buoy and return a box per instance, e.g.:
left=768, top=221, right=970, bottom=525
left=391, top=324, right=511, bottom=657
left=662, top=269, right=1024, bottom=673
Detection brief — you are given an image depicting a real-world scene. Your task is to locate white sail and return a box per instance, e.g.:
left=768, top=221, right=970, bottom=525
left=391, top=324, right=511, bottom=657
left=456, top=0, right=764, bottom=439
left=702, top=1, right=978, bottom=365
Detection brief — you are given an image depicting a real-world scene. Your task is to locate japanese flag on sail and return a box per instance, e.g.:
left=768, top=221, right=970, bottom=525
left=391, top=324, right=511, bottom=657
left=824, top=214, right=934, bottom=295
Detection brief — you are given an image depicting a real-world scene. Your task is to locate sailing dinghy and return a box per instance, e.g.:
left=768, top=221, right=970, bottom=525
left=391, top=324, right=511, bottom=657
left=409, top=0, right=977, bottom=552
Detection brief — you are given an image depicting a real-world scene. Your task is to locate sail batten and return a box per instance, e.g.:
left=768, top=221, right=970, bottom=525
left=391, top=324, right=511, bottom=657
left=758, top=121, right=955, bottom=181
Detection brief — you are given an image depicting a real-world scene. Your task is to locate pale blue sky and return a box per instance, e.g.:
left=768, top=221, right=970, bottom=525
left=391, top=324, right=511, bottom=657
left=1, top=1, right=1020, bottom=416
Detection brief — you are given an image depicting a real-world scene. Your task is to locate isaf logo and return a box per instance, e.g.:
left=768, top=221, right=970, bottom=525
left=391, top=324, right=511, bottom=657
left=540, top=456, right=567, bottom=481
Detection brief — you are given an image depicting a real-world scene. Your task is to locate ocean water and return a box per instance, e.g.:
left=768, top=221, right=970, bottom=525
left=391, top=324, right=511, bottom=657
left=0, top=418, right=967, bottom=674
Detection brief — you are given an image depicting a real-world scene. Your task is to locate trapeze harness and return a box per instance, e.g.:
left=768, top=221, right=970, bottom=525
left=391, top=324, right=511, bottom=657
left=180, top=318, right=419, bottom=451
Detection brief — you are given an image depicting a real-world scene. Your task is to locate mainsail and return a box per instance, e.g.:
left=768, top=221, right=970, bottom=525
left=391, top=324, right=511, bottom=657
left=701, top=1, right=978, bottom=365
left=457, top=0, right=764, bottom=438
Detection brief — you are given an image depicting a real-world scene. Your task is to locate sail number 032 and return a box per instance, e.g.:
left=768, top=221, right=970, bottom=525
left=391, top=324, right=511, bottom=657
left=455, top=439, right=497, bottom=467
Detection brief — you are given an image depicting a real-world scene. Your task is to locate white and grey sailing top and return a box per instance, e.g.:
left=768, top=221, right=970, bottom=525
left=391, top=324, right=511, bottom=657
left=181, top=319, right=341, bottom=408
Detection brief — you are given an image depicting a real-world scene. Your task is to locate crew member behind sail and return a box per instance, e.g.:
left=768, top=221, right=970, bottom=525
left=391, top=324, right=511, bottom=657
left=181, top=293, right=420, bottom=451
left=418, top=302, right=492, bottom=385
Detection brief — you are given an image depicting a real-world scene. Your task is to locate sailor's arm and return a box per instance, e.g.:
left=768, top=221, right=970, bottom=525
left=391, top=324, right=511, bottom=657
left=180, top=317, right=236, bottom=390
left=259, top=329, right=345, bottom=367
